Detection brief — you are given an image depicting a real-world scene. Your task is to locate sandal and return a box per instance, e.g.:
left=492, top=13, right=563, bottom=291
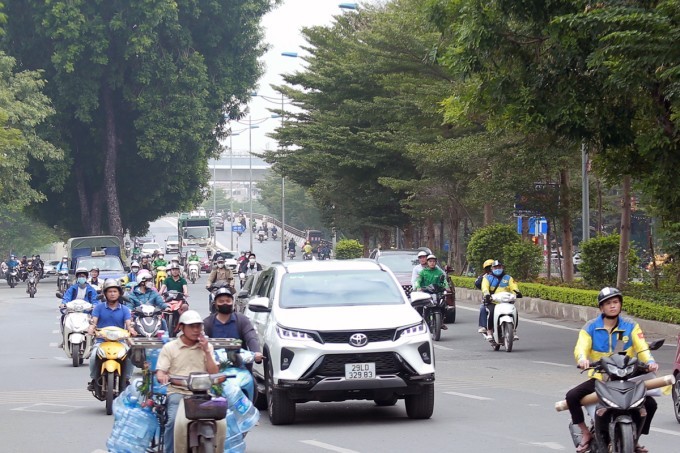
left=575, top=438, right=591, bottom=453
left=634, top=445, right=648, bottom=453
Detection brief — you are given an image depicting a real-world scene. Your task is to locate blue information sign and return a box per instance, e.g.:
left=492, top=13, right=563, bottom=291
left=231, top=225, right=245, bottom=233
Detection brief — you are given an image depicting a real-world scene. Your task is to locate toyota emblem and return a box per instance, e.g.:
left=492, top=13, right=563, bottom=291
left=349, top=333, right=368, bottom=347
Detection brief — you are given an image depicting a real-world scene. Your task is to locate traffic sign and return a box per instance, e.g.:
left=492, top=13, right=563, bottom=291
left=232, top=225, right=245, bottom=233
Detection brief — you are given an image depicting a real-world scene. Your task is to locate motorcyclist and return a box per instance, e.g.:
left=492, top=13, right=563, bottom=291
left=87, top=279, right=136, bottom=391
left=481, top=260, right=521, bottom=341
left=159, top=263, right=188, bottom=297
left=152, top=253, right=168, bottom=271
left=25, top=260, right=38, bottom=293
left=156, top=310, right=219, bottom=453
left=271, top=225, right=278, bottom=238
left=410, top=250, right=429, bottom=287
left=187, top=249, right=200, bottom=263
left=131, top=243, right=141, bottom=258
left=140, top=255, right=152, bottom=271
left=206, top=257, right=233, bottom=290
left=239, top=253, right=262, bottom=276
left=203, top=288, right=263, bottom=364
left=126, top=261, right=140, bottom=283
left=302, top=241, right=313, bottom=256
left=476, top=259, right=495, bottom=334
left=62, top=267, right=99, bottom=305
left=257, top=226, right=266, bottom=241
left=5, top=254, right=19, bottom=282
left=288, top=238, right=296, bottom=254
left=20, top=255, right=28, bottom=267
left=127, top=272, right=169, bottom=331
left=565, top=287, right=658, bottom=453
left=414, top=254, right=450, bottom=330
left=56, top=256, right=69, bottom=272
left=88, top=266, right=102, bottom=290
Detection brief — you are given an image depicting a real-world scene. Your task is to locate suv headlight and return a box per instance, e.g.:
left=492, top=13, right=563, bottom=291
left=276, top=325, right=316, bottom=342
left=395, top=320, right=427, bottom=340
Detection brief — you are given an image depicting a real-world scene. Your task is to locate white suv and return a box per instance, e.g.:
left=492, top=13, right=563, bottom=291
left=245, top=260, right=435, bottom=425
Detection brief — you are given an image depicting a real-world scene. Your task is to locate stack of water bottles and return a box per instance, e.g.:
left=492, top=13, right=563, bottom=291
left=222, top=379, right=260, bottom=453
left=107, top=380, right=159, bottom=453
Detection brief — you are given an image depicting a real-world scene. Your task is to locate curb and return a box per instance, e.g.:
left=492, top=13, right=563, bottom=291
left=455, top=287, right=679, bottom=342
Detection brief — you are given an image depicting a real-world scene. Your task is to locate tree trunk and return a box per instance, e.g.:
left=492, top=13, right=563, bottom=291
left=616, top=175, right=632, bottom=288
left=90, top=191, right=102, bottom=235
left=402, top=224, right=413, bottom=249
left=102, top=86, right=123, bottom=242
left=426, top=216, right=436, bottom=253
left=521, top=216, right=529, bottom=239
left=560, top=169, right=574, bottom=282
left=483, top=203, right=493, bottom=225
left=74, top=165, right=91, bottom=234
left=362, top=228, right=370, bottom=257
left=597, top=178, right=603, bottom=235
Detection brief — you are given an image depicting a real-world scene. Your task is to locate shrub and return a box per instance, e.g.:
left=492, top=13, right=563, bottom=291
left=466, top=224, right=521, bottom=273
left=579, top=234, right=639, bottom=287
left=335, top=239, right=363, bottom=260
left=503, top=240, right=543, bottom=280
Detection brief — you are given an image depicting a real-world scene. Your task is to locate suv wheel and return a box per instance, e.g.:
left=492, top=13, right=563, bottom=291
left=266, top=358, right=295, bottom=425
left=405, top=384, right=434, bottom=419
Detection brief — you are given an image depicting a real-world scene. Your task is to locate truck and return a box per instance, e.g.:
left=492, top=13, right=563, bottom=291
left=65, top=235, right=128, bottom=282
left=178, top=211, right=213, bottom=257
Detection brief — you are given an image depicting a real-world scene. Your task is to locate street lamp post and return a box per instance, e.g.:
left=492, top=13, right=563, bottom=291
left=248, top=115, right=254, bottom=252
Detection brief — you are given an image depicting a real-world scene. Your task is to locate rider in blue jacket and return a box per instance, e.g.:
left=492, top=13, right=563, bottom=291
left=127, top=273, right=169, bottom=331
left=61, top=268, right=99, bottom=305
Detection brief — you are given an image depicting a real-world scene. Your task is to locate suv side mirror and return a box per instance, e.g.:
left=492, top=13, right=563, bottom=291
left=247, top=297, right=270, bottom=313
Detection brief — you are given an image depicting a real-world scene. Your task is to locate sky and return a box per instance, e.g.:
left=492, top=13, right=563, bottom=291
left=225, top=0, right=357, bottom=156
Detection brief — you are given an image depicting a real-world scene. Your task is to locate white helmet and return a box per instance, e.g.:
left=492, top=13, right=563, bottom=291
left=131, top=261, right=140, bottom=268
left=178, top=310, right=203, bottom=325
left=137, top=269, right=153, bottom=282
left=75, top=267, right=89, bottom=277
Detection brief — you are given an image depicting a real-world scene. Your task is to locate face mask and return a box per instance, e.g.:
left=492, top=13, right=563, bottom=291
left=77, top=277, right=87, bottom=285
left=132, top=268, right=139, bottom=273
left=249, top=258, right=255, bottom=264
left=62, top=260, right=67, bottom=263
left=145, top=281, right=154, bottom=289
left=492, top=269, right=503, bottom=277
left=217, top=263, right=224, bottom=268
left=216, top=304, right=233, bottom=314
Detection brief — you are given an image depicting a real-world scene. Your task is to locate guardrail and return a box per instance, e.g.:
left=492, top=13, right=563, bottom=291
left=236, top=213, right=306, bottom=245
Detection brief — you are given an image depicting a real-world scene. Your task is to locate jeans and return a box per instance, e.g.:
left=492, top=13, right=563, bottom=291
left=88, top=342, right=134, bottom=380
left=478, top=303, right=487, bottom=328
left=164, top=393, right=184, bottom=453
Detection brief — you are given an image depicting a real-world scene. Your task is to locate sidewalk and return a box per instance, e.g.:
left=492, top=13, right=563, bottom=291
left=455, top=287, right=679, bottom=342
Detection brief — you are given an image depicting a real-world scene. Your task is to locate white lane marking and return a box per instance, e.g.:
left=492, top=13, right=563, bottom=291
left=651, top=427, right=680, bottom=437
left=444, top=391, right=493, bottom=401
left=433, top=344, right=453, bottom=351
left=53, top=356, right=69, bottom=361
left=533, top=361, right=571, bottom=368
left=300, top=440, right=360, bottom=453
left=52, top=330, right=60, bottom=334
left=11, top=403, right=83, bottom=414
left=529, top=442, right=566, bottom=450
left=457, top=305, right=579, bottom=331
left=49, top=342, right=58, bottom=348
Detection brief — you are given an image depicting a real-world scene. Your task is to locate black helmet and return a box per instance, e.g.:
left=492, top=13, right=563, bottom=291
left=597, top=287, right=622, bottom=306
left=214, top=287, right=233, bottom=299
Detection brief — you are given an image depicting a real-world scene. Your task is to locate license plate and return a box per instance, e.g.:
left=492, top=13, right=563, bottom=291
left=344, top=362, right=376, bottom=379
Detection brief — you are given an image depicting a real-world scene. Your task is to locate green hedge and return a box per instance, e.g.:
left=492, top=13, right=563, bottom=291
left=450, top=276, right=680, bottom=324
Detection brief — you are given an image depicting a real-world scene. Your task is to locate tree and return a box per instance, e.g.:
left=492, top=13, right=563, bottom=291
left=256, top=173, right=322, bottom=232
left=1, top=0, right=274, bottom=238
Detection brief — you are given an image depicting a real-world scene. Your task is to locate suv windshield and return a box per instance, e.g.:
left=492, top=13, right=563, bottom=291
left=280, top=270, right=403, bottom=308
left=378, top=254, right=419, bottom=273
left=77, top=256, right=124, bottom=272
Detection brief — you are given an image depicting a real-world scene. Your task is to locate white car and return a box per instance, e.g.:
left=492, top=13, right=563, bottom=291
left=141, top=242, right=161, bottom=256
left=245, top=260, right=435, bottom=425
left=165, top=235, right=179, bottom=254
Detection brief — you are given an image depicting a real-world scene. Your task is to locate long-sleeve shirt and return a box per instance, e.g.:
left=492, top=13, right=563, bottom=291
left=127, top=287, right=168, bottom=310
left=414, top=267, right=449, bottom=291
left=481, top=273, right=519, bottom=297
left=62, top=283, right=99, bottom=305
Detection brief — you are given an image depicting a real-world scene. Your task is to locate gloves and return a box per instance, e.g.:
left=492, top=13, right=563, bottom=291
left=484, top=294, right=492, bottom=304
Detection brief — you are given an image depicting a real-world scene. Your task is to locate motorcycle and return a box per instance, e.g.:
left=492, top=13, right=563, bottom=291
left=410, top=284, right=446, bottom=341
left=91, top=326, right=131, bottom=415
left=57, top=270, right=69, bottom=293
left=302, top=252, right=313, bottom=261
left=288, top=249, right=295, bottom=260
left=318, top=248, right=331, bottom=260
left=26, top=270, right=38, bottom=298
left=60, top=298, right=94, bottom=367
left=7, top=267, right=19, bottom=288
left=483, top=292, right=519, bottom=352
left=171, top=372, right=229, bottom=453
left=19, top=265, right=27, bottom=282
left=154, top=265, right=167, bottom=290
left=257, top=231, right=265, bottom=243
left=239, top=272, right=246, bottom=289
left=555, top=339, right=674, bottom=453
left=271, top=230, right=278, bottom=240
left=163, top=290, right=188, bottom=337
left=133, top=304, right=164, bottom=339
left=187, top=260, right=200, bottom=284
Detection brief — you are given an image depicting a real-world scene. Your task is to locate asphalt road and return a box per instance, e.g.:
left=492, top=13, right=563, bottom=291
left=1, top=218, right=679, bottom=452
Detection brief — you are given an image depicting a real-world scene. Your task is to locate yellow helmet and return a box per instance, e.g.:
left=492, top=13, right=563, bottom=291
left=483, top=259, right=495, bottom=269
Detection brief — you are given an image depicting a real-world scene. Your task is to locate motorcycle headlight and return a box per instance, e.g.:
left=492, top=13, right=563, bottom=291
left=600, top=396, right=620, bottom=408
left=96, top=347, right=108, bottom=359
left=630, top=396, right=646, bottom=408
left=187, top=373, right=212, bottom=391
left=395, top=320, right=427, bottom=340
left=115, top=347, right=128, bottom=359
left=625, top=365, right=636, bottom=376
left=276, top=325, right=315, bottom=341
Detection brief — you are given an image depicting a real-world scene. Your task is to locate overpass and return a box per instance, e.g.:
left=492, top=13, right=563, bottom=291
left=208, top=154, right=271, bottom=183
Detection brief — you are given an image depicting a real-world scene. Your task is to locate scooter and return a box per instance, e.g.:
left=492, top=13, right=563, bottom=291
left=163, top=290, right=188, bottom=337
left=155, top=265, right=167, bottom=290
left=26, top=270, right=38, bottom=298
left=410, top=286, right=445, bottom=341
left=288, top=249, right=295, bottom=260
left=302, top=252, right=313, bottom=260
left=7, top=267, right=18, bottom=288
left=133, top=304, right=164, bottom=338
left=57, top=270, right=69, bottom=293
left=60, top=298, right=94, bottom=367
left=187, top=260, right=200, bottom=284
left=257, top=231, right=266, bottom=243
left=555, top=340, right=674, bottom=453
left=171, top=372, right=228, bottom=453
left=91, top=326, right=131, bottom=415
left=483, top=292, right=519, bottom=352
left=271, top=230, right=278, bottom=240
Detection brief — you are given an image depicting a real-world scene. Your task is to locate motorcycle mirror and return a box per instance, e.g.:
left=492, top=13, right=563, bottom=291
left=56, top=292, right=63, bottom=299
left=646, top=339, right=665, bottom=351
left=121, top=295, right=130, bottom=303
